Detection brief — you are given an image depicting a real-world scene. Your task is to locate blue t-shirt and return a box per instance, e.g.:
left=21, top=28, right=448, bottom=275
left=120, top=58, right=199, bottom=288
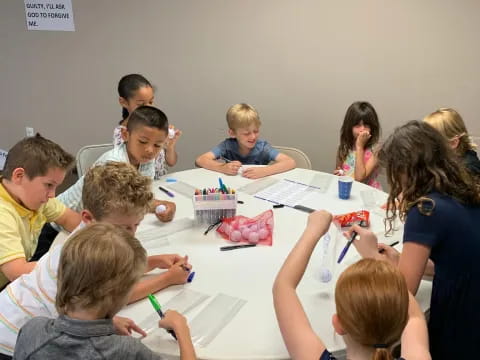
left=211, top=138, right=279, bottom=165
left=404, top=192, right=480, bottom=359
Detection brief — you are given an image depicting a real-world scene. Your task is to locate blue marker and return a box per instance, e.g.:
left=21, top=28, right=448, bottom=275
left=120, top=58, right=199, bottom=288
left=337, top=220, right=368, bottom=264
left=187, top=271, right=195, bottom=283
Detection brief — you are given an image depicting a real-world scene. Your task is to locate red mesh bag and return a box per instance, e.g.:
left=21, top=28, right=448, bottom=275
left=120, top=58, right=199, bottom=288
left=216, top=210, right=274, bottom=246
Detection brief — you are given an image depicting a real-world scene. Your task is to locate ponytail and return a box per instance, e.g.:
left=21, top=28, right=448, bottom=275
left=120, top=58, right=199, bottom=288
left=372, top=345, right=393, bottom=360
left=122, top=107, right=129, bottom=120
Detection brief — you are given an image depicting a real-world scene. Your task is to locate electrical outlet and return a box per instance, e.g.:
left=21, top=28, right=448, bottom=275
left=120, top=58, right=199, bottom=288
left=26, top=127, right=35, bottom=137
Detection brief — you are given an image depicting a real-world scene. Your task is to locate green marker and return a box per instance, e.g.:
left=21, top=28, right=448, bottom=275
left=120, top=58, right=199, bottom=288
left=148, top=294, right=177, bottom=340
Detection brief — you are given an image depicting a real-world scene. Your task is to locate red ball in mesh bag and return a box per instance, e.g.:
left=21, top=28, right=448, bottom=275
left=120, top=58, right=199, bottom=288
left=217, top=210, right=274, bottom=246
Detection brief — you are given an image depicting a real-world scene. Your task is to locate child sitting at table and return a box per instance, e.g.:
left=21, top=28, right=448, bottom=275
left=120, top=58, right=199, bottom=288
left=13, top=223, right=196, bottom=360
left=195, top=103, right=295, bottom=179
left=58, top=105, right=175, bottom=222
left=423, top=107, right=480, bottom=176
left=349, top=120, right=480, bottom=360
left=334, top=101, right=382, bottom=189
left=0, top=162, right=192, bottom=359
left=273, top=210, right=431, bottom=360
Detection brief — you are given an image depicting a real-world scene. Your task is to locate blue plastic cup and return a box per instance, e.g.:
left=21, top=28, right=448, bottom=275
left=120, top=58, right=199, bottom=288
left=338, top=176, right=353, bottom=199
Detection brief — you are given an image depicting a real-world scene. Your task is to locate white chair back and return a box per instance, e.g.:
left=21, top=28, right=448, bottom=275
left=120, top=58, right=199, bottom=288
left=273, top=146, right=312, bottom=169
left=76, top=144, right=113, bottom=177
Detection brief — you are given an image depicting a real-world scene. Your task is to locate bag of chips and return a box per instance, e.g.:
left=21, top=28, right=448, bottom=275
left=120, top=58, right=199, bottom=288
left=216, top=210, right=274, bottom=246
left=333, top=210, right=370, bottom=228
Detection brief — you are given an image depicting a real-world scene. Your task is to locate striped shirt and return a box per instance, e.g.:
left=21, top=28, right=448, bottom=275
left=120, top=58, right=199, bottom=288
left=57, top=143, right=155, bottom=213
left=0, top=235, right=69, bottom=355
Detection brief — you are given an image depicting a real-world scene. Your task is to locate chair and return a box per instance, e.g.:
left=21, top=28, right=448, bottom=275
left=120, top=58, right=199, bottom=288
left=273, top=146, right=312, bottom=169
left=75, top=144, right=113, bottom=177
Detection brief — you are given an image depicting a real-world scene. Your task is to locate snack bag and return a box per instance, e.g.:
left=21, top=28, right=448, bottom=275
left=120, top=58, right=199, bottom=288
left=333, top=210, right=370, bottom=228
left=217, top=210, right=274, bottom=246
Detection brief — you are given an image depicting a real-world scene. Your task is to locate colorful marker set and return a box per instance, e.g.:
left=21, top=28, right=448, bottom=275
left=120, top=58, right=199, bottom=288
left=193, top=178, right=237, bottom=224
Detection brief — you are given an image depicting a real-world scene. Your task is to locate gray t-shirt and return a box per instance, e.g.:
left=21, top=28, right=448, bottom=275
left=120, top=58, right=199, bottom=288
left=13, top=316, right=165, bottom=360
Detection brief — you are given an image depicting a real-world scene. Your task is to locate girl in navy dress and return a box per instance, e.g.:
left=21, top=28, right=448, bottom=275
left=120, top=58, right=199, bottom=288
left=351, top=121, right=480, bottom=359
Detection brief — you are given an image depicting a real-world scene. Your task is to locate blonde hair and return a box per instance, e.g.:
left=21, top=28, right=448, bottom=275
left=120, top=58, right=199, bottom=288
left=226, top=103, right=261, bottom=130
left=56, top=223, right=147, bottom=317
left=82, top=162, right=153, bottom=220
left=423, top=108, right=477, bottom=155
left=335, top=259, right=409, bottom=360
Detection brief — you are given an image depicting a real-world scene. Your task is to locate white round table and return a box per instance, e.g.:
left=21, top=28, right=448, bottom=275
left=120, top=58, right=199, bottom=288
left=118, top=168, right=432, bottom=360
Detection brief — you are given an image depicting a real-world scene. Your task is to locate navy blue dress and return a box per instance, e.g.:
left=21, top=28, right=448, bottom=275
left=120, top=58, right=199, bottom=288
left=404, top=192, right=480, bottom=360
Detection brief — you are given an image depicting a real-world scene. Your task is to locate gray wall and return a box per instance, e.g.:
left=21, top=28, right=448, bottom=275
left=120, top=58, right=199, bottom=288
left=1, top=0, right=480, bottom=173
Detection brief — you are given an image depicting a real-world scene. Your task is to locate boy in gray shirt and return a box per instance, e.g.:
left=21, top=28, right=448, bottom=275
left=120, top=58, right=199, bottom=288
left=13, top=223, right=196, bottom=360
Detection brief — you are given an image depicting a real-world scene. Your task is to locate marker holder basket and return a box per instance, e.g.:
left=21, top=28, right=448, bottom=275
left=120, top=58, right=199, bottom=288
left=193, top=194, right=237, bottom=225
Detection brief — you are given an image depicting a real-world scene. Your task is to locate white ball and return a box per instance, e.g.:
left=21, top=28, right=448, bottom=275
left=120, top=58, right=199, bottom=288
left=155, top=204, right=167, bottom=214
left=230, top=230, right=242, bottom=242
left=258, top=228, right=269, bottom=239
left=241, top=228, right=251, bottom=239
left=248, top=232, right=259, bottom=244
left=320, top=268, right=332, bottom=283
left=168, top=128, right=175, bottom=139
left=248, top=224, right=258, bottom=232
left=223, top=224, right=232, bottom=235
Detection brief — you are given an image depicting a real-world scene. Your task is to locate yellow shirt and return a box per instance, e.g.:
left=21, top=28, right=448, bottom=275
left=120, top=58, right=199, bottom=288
left=0, top=183, right=66, bottom=288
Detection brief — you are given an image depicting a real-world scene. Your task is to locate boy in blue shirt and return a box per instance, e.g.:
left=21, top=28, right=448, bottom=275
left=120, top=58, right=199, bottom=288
left=196, top=103, right=295, bottom=179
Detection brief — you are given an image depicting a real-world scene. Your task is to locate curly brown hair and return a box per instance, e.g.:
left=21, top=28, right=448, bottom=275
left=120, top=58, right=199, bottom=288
left=379, top=121, right=480, bottom=234
left=82, top=162, right=153, bottom=220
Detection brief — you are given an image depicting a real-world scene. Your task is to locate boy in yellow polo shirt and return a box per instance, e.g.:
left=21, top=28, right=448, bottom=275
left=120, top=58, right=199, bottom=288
left=0, top=135, right=81, bottom=289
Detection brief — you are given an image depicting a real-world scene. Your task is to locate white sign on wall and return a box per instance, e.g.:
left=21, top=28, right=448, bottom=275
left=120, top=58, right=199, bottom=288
left=0, top=149, right=8, bottom=171
left=24, top=0, right=75, bottom=31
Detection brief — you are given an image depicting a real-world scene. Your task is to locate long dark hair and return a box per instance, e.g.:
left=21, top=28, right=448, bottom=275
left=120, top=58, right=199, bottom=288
left=337, top=101, right=380, bottom=166
left=379, top=120, right=480, bottom=234
left=118, top=74, right=153, bottom=120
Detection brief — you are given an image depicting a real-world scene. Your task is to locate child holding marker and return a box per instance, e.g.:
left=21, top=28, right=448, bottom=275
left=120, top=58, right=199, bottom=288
left=195, top=103, right=295, bottom=179
left=13, top=223, right=196, bottom=360
left=335, top=101, right=382, bottom=189
left=115, top=74, right=181, bottom=178
left=350, top=121, right=480, bottom=359
left=58, top=105, right=176, bottom=222
left=273, top=210, right=430, bottom=360
left=0, top=162, right=193, bottom=358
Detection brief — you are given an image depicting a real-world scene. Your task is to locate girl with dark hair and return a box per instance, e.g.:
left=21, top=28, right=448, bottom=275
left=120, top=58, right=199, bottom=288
left=335, top=101, right=382, bottom=189
left=114, top=74, right=181, bottom=178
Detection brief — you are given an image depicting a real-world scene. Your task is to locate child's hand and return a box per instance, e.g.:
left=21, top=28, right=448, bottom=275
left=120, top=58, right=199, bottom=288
left=242, top=167, right=267, bottom=179
left=165, top=125, right=182, bottom=149
left=148, top=254, right=184, bottom=269
left=306, top=210, right=332, bottom=238
left=222, top=161, right=242, bottom=175
left=155, top=200, right=176, bottom=222
left=355, top=130, right=371, bottom=149
left=158, top=310, right=189, bottom=333
left=112, top=316, right=146, bottom=337
left=166, top=260, right=192, bottom=285
left=377, top=243, right=401, bottom=266
left=333, top=168, right=344, bottom=176
left=344, top=224, right=379, bottom=259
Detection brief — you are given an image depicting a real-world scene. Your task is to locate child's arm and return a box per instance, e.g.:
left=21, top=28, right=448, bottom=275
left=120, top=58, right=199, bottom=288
left=242, top=153, right=296, bottom=179
left=53, top=208, right=82, bottom=232
left=398, top=242, right=431, bottom=295
left=1, top=259, right=36, bottom=282
left=400, top=292, right=432, bottom=360
left=164, top=127, right=182, bottom=167
left=159, top=310, right=196, bottom=360
left=273, top=210, right=332, bottom=360
left=195, top=151, right=241, bottom=175
left=128, top=261, right=191, bottom=303
left=354, top=132, right=378, bottom=182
